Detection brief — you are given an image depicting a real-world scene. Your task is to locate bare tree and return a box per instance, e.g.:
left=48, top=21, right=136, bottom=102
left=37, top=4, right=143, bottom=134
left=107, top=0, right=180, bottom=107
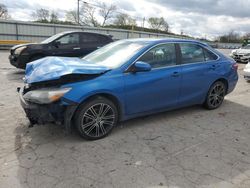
left=83, top=3, right=99, bottom=27
left=99, top=2, right=117, bottom=26
left=32, top=8, right=50, bottom=22
left=66, top=3, right=99, bottom=26
left=148, top=17, right=169, bottom=32
left=50, top=11, right=59, bottom=23
left=0, top=4, right=11, bottom=19
left=66, top=10, right=78, bottom=24
left=114, top=13, right=136, bottom=26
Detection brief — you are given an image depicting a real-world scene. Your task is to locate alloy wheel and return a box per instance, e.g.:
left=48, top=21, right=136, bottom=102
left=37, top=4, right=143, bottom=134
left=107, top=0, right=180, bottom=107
left=81, top=103, right=115, bottom=138
left=207, top=82, right=225, bottom=108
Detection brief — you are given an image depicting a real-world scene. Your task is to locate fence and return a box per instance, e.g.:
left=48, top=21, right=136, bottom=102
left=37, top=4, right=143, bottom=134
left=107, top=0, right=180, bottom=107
left=0, top=20, right=189, bottom=43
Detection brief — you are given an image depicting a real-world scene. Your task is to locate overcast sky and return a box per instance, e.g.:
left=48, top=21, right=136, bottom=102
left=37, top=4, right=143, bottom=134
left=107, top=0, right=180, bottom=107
left=2, top=0, right=250, bottom=40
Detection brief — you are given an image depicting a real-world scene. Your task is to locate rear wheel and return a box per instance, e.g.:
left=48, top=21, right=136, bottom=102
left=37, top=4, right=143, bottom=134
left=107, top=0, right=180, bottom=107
left=204, top=81, right=226, bottom=110
left=74, top=97, right=118, bottom=140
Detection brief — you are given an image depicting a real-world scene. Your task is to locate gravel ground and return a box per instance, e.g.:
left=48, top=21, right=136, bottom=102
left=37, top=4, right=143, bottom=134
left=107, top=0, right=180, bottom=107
left=0, top=49, right=249, bottom=188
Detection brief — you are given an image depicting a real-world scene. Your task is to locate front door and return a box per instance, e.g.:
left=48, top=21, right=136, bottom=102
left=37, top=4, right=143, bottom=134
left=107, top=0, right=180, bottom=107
left=52, top=33, right=82, bottom=57
left=124, top=43, right=182, bottom=115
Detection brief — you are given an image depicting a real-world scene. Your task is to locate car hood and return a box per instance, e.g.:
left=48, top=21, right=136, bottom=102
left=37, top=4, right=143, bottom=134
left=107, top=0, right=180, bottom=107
left=235, top=49, right=250, bottom=54
left=24, top=56, right=110, bottom=84
left=11, top=43, right=37, bottom=50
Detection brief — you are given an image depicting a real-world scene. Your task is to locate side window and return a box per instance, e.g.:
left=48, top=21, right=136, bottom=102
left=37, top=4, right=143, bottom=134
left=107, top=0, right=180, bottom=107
left=138, top=43, right=176, bottom=69
left=56, top=33, right=79, bottom=45
left=180, top=43, right=205, bottom=64
left=203, top=48, right=218, bottom=61
left=81, top=34, right=99, bottom=43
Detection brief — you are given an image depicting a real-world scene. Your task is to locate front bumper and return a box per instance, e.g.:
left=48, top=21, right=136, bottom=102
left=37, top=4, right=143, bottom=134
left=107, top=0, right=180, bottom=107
left=243, top=69, right=250, bottom=81
left=231, top=54, right=249, bottom=63
left=9, top=54, right=30, bottom=69
left=19, top=87, right=78, bottom=131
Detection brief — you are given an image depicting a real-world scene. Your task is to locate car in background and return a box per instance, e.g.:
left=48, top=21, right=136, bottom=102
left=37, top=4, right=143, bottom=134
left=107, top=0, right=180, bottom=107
left=230, top=44, right=250, bottom=63
left=9, top=31, right=113, bottom=69
left=18, top=38, right=238, bottom=140
left=243, top=62, right=250, bottom=82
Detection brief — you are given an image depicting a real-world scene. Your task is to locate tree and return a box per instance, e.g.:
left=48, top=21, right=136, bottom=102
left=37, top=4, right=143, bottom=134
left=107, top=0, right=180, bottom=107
left=148, top=17, right=169, bottom=32
left=66, top=10, right=78, bottom=24
left=83, top=3, right=99, bottom=27
left=218, top=30, right=240, bottom=43
left=99, top=2, right=117, bottom=26
left=114, top=13, right=136, bottom=26
left=0, top=3, right=11, bottom=19
left=32, top=8, right=50, bottom=22
left=50, top=11, right=59, bottom=23
left=66, top=3, right=99, bottom=26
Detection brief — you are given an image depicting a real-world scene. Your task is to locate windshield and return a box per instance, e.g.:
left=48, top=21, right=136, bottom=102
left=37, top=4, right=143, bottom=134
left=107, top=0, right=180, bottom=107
left=40, top=32, right=66, bottom=44
left=82, top=40, right=150, bottom=69
left=242, top=45, right=250, bottom=49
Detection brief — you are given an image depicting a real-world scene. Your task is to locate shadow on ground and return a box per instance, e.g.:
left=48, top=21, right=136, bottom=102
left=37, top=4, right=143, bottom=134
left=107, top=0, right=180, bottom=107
left=12, top=100, right=250, bottom=188
left=6, top=69, right=25, bottom=82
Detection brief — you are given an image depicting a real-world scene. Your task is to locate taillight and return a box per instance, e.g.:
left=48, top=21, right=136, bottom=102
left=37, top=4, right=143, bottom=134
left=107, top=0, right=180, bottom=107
left=232, top=63, right=238, bottom=71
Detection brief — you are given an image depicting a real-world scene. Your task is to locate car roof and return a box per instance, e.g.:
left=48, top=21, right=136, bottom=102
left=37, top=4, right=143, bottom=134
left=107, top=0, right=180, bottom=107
left=121, top=38, right=208, bottom=46
left=58, top=31, right=112, bottom=38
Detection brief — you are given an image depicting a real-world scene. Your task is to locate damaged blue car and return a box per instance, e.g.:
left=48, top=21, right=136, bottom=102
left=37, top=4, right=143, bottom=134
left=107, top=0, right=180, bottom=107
left=19, top=38, right=238, bottom=140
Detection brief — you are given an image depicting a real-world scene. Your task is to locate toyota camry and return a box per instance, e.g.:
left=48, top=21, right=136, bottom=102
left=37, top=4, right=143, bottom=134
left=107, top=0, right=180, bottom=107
left=18, top=38, right=238, bottom=140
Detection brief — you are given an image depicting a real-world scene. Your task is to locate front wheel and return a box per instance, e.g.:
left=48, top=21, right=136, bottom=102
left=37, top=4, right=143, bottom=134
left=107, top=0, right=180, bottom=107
left=204, top=81, right=226, bottom=110
left=74, top=97, right=118, bottom=140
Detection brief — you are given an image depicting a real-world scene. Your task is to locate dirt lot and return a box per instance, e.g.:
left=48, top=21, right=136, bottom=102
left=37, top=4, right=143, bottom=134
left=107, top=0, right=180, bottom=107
left=0, top=49, right=249, bottom=188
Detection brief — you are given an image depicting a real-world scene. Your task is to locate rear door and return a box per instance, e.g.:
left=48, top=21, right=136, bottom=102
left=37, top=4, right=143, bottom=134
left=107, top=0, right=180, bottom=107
left=124, top=43, right=182, bottom=115
left=80, top=33, right=103, bottom=57
left=52, top=33, right=81, bottom=57
left=178, top=43, right=220, bottom=106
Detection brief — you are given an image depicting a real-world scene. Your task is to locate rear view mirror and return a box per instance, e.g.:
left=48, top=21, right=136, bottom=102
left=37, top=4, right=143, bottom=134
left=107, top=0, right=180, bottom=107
left=133, top=61, right=151, bottom=72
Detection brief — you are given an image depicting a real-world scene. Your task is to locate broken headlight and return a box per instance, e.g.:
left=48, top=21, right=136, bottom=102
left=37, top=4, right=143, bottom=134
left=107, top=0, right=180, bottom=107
left=23, top=87, right=71, bottom=104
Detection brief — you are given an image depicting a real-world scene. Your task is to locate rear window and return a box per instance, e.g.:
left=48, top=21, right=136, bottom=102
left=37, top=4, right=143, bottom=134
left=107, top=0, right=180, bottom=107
left=81, top=34, right=99, bottom=43
left=180, top=43, right=218, bottom=64
left=204, top=48, right=218, bottom=61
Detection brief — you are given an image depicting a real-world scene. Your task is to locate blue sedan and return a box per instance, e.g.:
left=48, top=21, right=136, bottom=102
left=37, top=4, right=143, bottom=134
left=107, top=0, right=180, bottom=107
left=19, top=38, right=238, bottom=140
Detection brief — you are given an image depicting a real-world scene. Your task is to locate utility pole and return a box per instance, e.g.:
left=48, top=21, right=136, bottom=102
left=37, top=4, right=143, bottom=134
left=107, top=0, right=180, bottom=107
left=142, top=17, right=145, bottom=31
left=77, top=0, right=80, bottom=24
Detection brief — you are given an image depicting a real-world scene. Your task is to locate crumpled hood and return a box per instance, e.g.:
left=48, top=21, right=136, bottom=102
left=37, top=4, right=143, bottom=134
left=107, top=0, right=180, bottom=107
left=25, top=56, right=110, bottom=84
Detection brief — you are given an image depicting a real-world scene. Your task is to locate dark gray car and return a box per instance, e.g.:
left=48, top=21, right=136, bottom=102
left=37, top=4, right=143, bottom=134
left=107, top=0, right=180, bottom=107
left=9, top=31, right=113, bottom=69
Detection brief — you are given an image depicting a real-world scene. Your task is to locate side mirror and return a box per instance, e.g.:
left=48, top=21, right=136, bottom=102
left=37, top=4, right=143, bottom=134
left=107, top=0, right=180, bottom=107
left=133, top=61, right=151, bottom=72
left=54, top=41, right=61, bottom=47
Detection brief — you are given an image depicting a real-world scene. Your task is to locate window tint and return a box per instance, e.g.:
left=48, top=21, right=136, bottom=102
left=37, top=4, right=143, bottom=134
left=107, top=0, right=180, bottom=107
left=180, top=43, right=205, bottom=64
left=138, top=43, right=176, bottom=69
left=81, top=34, right=99, bottom=43
left=56, top=33, right=79, bottom=45
left=204, top=48, right=218, bottom=61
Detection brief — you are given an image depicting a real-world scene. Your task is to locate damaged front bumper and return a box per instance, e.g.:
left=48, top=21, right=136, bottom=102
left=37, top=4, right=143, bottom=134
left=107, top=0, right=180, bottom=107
left=18, top=87, right=78, bottom=132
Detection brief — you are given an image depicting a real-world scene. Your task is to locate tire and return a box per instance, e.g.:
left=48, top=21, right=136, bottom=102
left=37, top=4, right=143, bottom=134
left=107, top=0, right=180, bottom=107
left=74, top=97, right=118, bottom=140
left=204, top=81, right=226, bottom=110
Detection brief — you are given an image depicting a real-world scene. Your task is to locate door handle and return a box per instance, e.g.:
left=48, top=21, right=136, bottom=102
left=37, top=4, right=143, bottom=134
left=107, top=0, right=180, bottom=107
left=171, top=72, right=180, bottom=77
left=73, top=47, right=80, bottom=50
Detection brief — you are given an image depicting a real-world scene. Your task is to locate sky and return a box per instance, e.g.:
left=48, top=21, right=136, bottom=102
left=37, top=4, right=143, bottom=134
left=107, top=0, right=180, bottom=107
left=2, top=0, right=250, bottom=40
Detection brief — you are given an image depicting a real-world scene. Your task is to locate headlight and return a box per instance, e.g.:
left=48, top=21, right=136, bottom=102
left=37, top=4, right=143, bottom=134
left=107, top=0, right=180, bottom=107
left=23, top=87, right=71, bottom=104
left=244, top=53, right=250, bottom=56
left=14, top=46, right=27, bottom=55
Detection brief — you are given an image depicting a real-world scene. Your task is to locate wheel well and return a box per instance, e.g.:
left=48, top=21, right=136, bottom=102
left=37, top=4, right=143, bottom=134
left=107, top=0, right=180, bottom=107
left=78, top=93, right=123, bottom=121
left=215, top=78, right=228, bottom=93
left=29, top=53, right=44, bottom=61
